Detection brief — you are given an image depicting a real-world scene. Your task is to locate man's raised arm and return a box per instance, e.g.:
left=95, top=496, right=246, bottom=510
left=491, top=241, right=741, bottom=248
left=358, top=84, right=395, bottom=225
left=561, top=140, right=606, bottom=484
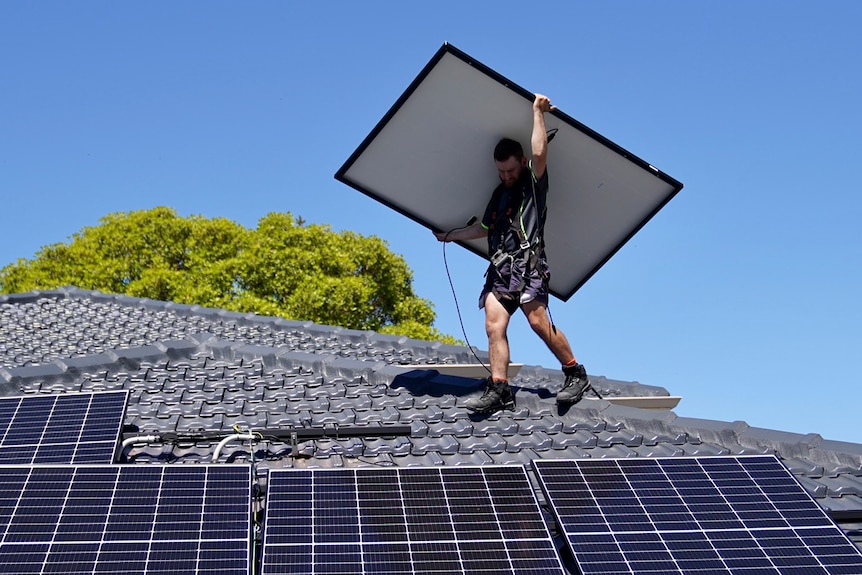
left=531, top=93, right=555, bottom=179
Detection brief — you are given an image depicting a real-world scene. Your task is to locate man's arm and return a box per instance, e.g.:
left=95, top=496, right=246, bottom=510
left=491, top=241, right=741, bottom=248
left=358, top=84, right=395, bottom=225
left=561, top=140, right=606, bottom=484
left=434, top=221, right=487, bottom=242
left=531, top=93, right=555, bottom=179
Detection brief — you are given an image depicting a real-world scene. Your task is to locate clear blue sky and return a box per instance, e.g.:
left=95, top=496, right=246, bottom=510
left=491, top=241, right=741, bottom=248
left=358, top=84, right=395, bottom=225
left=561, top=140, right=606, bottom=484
left=2, top=2, right=860, bottom=444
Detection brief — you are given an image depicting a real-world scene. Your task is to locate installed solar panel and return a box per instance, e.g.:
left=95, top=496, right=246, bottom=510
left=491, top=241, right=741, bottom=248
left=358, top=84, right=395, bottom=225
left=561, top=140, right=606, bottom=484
left=0, top=464, right=251, bottom=574
left=533, top=455, right=862, bottom=575
left=262, top=465, right=566, bottom=575
left=0, top=391, right=128, bottom=464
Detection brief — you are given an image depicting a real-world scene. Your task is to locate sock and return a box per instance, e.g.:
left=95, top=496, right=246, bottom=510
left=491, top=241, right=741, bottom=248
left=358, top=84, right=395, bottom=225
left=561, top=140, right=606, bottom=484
left=563, top=358, right=577, bottom=368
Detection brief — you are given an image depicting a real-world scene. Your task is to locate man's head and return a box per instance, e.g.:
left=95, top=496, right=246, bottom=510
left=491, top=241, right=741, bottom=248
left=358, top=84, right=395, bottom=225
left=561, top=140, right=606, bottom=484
left=494, top=138, right=527, bottom=188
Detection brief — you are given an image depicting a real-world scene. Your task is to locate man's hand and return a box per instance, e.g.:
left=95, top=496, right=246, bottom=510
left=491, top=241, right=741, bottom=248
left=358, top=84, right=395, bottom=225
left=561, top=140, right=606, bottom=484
left=533, top=93, right=556, bottom=114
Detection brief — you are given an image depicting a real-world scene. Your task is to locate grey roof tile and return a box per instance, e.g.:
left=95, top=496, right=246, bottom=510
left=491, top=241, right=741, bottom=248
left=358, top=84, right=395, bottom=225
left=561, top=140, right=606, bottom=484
left=506, top=431, right=554, bottom=453
left=310, top=410, right=356, bottom=426
left=426, top=420, right=473, bottom=438
left=633, top=443, right=687, bottom=458
left=448, top=451, right=495, bottom=466
left=472, top=416, right=519, bottom=437
left=298, top=455, right=347, bottom=469
left=368, top=394, right=414, bottom=410
left=266, top=412, right=310, bottom=428
left=593, top=445, right=640, bottom=458
left=412, top=394, right=456, bottom=409
left=177, top=414, right=216, bottom=433
left=398, top=406, right=444, bottom=424
left=517, top=417, right=564, bottom=435
left=678, top=442, right=732, bottom=457
left=551, top=430, right=598, bottom=450
left=393, top=452, right=445, bottom=467
left=458, top=434, right=507, bottom=455
left=410, top=434, right=459, bottom=456
left=312, top=438, right=365, bottom=458
left=489, top=448, right=545, bottom=466
left=329, top=395, right=372, bottom=411
left=363, top=436, right=412, bottom=457
left=353, top=406, right=400, bottom=425
left=783, top=458, right=826, bottom=478
left=596, top=429, right=645, bottom=448
left=541, top=446, right=595, bottom=460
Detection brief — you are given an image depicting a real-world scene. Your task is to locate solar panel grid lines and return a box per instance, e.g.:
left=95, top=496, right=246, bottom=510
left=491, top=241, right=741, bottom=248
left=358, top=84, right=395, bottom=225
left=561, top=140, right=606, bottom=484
left=533, top=455, right=862, bottom=575
left=0, top=464, right=252, bottom=574
left=261, top=465, right=567, bottom=575
left=0, top=391, right=128, bottom=465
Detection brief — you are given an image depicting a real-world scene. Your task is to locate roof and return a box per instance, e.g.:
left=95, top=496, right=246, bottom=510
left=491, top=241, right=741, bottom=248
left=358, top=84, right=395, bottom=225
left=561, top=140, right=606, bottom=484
left=2, top=286, right=861, bottom=548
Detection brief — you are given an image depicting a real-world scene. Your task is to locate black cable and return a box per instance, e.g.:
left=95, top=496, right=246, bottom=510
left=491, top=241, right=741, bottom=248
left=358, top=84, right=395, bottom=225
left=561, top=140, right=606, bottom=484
left=441, top=220, right=491, bottom=375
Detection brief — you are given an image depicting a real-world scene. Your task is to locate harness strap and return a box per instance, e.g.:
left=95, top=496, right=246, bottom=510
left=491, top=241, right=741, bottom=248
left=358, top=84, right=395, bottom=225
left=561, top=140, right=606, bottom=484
left=489, top=163, right=549, bottom=298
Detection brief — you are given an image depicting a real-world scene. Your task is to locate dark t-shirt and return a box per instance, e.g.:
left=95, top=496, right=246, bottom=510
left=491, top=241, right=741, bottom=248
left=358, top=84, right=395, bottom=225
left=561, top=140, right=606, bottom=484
left=481, top=163, right=549, bottom=256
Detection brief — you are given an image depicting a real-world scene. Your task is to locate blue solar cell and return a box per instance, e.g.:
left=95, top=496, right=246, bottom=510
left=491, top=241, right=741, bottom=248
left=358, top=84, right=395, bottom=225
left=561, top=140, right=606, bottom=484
left=0, top=391, right=127, bottom=464
left=0, top=464, right=250, bottom=574
left=534, top=456, right=862, bottom=575
left=261, top=465, right=566, bottom=575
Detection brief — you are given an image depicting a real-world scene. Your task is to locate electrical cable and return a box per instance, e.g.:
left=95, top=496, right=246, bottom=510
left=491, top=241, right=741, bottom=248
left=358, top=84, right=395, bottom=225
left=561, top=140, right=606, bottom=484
left=441, top=219, right=492, bottom=375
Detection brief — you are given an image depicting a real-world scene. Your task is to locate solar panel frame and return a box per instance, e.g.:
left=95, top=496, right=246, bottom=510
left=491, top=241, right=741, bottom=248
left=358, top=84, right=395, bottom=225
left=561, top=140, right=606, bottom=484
left=261, top=465, right=566, bottom=575
left=335, top=42, right=684, bottom=301
left=0, top=391, right=128, bottom=464
left=0, top=463, right=252, bottom=574
left=533, top=455, right=862, bottom=575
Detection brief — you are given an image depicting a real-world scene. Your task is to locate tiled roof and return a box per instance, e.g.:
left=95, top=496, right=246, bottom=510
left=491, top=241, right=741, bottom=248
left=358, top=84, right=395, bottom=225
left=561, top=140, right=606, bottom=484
left=2, top=286, right=861, bottom=547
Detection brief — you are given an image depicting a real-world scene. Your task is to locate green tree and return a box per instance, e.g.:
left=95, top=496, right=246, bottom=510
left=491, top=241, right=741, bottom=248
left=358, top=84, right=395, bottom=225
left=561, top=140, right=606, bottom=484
left=0, top=207, right=459, bottom=344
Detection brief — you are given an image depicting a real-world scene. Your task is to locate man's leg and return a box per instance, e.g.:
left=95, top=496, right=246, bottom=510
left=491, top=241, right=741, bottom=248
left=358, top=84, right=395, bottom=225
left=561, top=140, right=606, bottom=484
left=521, top=299, right=592, bottom=404
left=521, top=299, right=575, bottom=364
left=463, top=293, right=516, bottom=413
left=485, top=293, right=513, bottom=381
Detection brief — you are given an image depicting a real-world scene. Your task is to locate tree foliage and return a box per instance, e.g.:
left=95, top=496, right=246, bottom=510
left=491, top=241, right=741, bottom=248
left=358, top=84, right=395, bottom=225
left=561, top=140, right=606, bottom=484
left=0, top=207, right=459, bottom=344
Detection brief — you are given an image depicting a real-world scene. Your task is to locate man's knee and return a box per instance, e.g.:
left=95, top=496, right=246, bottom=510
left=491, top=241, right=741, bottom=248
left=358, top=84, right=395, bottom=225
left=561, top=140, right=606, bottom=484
left=484, top=295, right=510, bottom=336
left=522, top=301, right=553, bottom=336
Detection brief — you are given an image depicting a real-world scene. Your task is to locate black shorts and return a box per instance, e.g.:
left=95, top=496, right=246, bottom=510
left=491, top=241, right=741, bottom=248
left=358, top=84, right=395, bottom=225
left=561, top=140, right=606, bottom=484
left=479, top=259, right=549, bottom=315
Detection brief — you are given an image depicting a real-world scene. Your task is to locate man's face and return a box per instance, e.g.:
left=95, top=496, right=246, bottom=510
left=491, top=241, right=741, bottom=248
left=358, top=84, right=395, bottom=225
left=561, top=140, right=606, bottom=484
left=495, top=155, right=527, bottom=188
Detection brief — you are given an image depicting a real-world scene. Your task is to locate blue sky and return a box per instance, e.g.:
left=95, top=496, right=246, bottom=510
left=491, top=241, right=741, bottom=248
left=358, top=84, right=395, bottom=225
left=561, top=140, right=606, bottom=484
left=2, top=2, right=860, bottom=444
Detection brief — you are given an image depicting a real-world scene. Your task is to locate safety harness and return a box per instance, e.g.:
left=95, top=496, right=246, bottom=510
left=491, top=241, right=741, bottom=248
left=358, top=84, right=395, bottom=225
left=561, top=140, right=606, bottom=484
left=488, top=165, right=549, bottom=298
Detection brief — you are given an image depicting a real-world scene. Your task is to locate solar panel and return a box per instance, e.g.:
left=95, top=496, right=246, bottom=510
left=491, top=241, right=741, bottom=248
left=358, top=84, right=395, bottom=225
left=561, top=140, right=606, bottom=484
left=261, top=465, right=566, bottom=574
left=0, top=464, right=251, bottom=574
left=533, top=455, right=862, bottom=575
left=0, top=391, right=128, bottom=464
left=335, top=43, right=684, bottom=301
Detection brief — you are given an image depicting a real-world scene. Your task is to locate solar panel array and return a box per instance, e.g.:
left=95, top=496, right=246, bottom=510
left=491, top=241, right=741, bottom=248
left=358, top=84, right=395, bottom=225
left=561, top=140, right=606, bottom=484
left=0, top=391, right=127, bottom=464
left=0, top=464, right=251, bottom=574
left=533, top=455, right=862, bottom=575
left=262, top=465, right=566, bottom=575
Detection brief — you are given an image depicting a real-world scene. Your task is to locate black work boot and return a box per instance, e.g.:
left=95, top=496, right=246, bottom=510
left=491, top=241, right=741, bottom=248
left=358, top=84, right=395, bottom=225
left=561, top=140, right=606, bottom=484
left=465, top=377, right=515, bottom=414
left=557, top=363, right=591, bottom=404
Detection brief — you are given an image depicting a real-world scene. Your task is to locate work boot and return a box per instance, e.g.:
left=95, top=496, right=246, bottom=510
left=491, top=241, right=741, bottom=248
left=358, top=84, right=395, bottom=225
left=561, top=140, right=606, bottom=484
left=557, top=363, right=591, bottom=404
left=464, top=377, right=515, bottom=414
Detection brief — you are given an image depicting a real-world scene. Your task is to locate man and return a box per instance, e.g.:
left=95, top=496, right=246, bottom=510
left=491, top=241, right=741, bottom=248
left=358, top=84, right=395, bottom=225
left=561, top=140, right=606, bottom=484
left=435, top=93, right=591, bottom=414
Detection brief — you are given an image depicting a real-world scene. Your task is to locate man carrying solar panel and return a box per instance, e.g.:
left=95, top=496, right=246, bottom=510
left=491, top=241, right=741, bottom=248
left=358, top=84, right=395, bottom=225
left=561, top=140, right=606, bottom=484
left=435, top=93, right=592, bottom=413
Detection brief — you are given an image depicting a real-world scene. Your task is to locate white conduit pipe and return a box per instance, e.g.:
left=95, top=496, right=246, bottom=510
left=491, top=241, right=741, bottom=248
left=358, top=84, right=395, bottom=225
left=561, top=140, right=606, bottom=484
left=212, top=433, right=255, bottom=463
left=121, top=435, right=161, bottom=450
